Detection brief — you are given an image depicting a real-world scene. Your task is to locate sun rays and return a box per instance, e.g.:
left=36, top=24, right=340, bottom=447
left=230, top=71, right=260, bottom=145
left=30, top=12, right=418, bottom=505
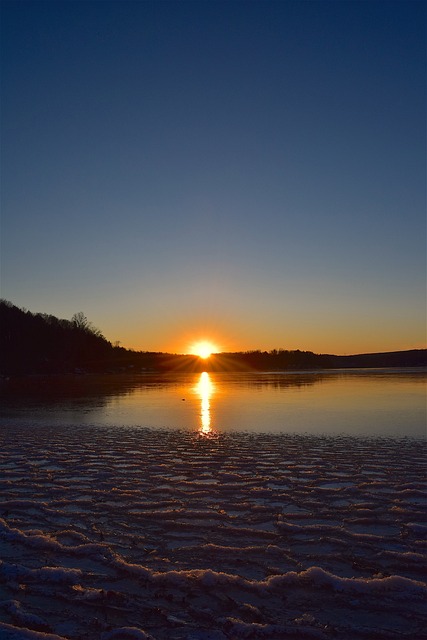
left=190, top=340, right=218, bottom=359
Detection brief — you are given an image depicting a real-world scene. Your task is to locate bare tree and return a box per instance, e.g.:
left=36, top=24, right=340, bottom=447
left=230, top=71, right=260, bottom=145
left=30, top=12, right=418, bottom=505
left=71, top=312, right=103, bottom=337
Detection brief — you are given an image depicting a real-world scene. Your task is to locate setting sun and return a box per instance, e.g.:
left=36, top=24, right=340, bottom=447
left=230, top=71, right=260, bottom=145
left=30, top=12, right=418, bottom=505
left=191, top=341, right=218, bottom=359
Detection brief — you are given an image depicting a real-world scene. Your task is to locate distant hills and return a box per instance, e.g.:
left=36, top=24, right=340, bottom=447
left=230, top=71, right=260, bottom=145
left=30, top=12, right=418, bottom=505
left=1, top=300, right=426, bottom=375
left=318, top=350, right=427, bottom=369
left=206, top=348, right=427, bottom=371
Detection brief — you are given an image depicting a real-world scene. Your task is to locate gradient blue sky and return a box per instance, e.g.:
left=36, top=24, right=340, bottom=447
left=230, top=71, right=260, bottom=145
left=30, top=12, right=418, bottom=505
left=1, top=0, right=425, bottom=354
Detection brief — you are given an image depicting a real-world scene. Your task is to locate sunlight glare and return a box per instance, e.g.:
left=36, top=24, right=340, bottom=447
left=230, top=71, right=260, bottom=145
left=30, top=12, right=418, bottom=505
left=191, top=340, right=217, bottom=359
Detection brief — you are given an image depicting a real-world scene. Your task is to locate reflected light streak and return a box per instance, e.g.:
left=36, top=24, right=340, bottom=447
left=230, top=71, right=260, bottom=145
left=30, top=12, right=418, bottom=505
left=195, top=372, right=215, bottom=435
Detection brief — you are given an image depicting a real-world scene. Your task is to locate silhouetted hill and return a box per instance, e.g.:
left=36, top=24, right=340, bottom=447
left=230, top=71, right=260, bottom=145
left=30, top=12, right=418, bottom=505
left=0, top=300, right=114, bottom=374
left=1, top=300, right=425, bottom=375
left=325, top=350, right=427, bottom=369
left=0, top=300, right=191, bottom=374
left=207, top=348, right=427, bottom=371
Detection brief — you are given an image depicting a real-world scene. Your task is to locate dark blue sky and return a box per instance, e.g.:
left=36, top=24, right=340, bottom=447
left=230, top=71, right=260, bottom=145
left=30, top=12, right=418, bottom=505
left=2, top=0, right=425, bottom=353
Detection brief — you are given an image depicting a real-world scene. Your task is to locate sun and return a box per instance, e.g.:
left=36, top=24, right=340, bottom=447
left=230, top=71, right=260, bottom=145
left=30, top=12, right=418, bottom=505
left=191, top=340, right=218, bottom=359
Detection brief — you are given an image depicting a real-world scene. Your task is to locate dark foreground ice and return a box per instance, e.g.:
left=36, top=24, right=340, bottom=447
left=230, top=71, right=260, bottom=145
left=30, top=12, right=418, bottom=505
left=0, top=425, right=426, bottom=639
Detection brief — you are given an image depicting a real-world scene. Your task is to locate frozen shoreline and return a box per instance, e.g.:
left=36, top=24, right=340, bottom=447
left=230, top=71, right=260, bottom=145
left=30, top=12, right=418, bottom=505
left=1, top=425, right=426, bottom=639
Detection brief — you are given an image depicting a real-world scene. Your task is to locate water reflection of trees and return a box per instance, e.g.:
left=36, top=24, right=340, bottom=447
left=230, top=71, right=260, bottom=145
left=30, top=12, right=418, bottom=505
left=0, top=370, right=338, bottom=400
left=0, top=374, right=158, bottom=407
left=241, top=373, right=328, bottom=389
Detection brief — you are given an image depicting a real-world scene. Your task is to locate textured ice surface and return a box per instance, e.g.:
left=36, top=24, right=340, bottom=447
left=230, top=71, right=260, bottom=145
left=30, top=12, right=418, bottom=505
left=0, top=424, right=426, bottom=639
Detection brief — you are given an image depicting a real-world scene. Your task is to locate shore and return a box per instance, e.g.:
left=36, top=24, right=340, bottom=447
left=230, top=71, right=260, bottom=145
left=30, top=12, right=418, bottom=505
left=1, top=425, right=426, bottom=639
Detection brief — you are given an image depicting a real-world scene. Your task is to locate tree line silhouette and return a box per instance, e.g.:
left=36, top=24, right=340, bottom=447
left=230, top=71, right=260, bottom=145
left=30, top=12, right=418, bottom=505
left=0, top=300, right=113, bottom=374
left=1, top=299, right=425, bottom=375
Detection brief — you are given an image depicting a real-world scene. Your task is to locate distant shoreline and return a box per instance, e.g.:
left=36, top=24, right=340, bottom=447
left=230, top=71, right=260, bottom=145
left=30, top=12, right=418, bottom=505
left=2, top=344, right=426, bottom=377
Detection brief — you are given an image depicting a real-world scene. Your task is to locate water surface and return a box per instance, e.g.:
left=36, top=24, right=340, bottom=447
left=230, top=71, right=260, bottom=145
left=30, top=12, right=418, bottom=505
left=1, top=368, right=425, bottom=438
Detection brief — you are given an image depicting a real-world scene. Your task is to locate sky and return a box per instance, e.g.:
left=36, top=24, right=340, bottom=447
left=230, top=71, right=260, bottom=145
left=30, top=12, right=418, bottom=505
left=1, top=0, right=425, bottom=355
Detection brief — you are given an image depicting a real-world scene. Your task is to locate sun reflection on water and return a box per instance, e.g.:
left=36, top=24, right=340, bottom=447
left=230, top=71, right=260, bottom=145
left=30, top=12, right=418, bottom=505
left=195, top=372, right=215, bottom=435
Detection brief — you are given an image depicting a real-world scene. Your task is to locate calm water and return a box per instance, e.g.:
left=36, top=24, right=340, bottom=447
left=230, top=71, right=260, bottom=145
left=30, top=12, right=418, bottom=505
left=1, top=369, right=425, bottom=438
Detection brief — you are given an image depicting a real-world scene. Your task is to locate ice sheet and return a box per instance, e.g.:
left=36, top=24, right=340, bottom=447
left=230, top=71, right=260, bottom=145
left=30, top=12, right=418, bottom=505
left=0, top=425, right=426, bottom=639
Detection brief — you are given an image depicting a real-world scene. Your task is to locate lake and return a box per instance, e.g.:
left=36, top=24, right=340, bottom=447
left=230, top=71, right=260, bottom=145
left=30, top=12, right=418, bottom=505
left=1, top=368, right=425, bottom=438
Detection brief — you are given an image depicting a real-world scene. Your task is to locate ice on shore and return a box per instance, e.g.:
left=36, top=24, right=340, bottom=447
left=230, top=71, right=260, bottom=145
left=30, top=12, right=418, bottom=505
left=0, top=425, right=426, bottom=639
